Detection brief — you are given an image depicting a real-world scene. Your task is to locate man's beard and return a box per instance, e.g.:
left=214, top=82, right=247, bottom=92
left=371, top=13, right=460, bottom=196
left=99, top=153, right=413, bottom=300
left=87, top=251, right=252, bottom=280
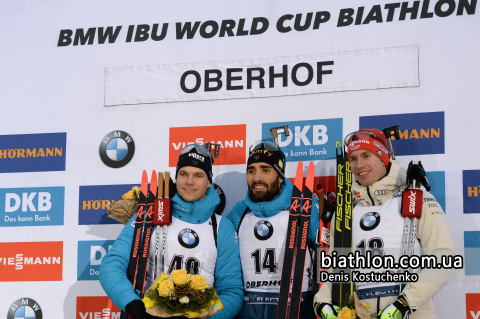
left=248, top=176, right=282, bottom=203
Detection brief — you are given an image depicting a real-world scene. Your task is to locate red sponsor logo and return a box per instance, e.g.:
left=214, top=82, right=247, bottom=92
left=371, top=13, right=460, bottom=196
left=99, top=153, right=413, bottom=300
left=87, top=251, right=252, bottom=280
left=169, top=124, right=246, bottom=166
left=76, top=296, right=121, bottom=319
left=466, top=293, right=480, bottom=319
left=0, top=241, right=63, bottom=281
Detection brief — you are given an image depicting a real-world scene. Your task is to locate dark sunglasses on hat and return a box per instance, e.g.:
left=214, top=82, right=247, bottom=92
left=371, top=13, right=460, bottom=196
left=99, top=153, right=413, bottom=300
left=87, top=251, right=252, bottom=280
left=179, top=144, right=213, bottom=164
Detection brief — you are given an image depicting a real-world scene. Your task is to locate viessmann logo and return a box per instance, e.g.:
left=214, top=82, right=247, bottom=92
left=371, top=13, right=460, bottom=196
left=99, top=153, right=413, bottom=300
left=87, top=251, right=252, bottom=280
left=0, top=242, right=63, bottom=282
left=359, top=111, right=444, bottom=156
left=78, top=184, right=137, bottom=225
left=76, top=296, right=120, bottom=319
left=1, top=187, right=65, bottom=227
left=466, top=293, right=480, bottom=319
left=0, top=132, right=66, bottom=173
left=169, top=124, right=246, bottom=166
left=262, top=118, right=342, bottom=162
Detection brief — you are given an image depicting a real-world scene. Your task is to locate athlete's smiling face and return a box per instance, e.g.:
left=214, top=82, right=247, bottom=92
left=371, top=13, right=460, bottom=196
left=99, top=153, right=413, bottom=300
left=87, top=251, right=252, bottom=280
left=247, top=162, right=283, bottom=202
left=348, top=149, right=387, bottom=187
left=176, top=166, right=211, bottom=202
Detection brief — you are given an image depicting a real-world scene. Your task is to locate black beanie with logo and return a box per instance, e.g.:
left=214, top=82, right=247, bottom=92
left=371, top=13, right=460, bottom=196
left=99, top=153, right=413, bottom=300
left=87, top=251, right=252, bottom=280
left=175, top=147, right=213, bottom=183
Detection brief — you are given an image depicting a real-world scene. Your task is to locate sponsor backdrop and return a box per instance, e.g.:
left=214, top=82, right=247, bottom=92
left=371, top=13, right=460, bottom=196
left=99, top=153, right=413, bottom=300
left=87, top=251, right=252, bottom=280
left=1, top=1, right=478, bottom=318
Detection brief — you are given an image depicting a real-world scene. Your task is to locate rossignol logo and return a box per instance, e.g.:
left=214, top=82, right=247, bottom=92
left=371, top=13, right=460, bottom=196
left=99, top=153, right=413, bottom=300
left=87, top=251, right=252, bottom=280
left=254, top=220, right=274, bottom=240
left=262, top=118, right=342, bottom=162
left=7, top=298, right=42, bottom=319
left=360, top=212, right=380, bottom=231
left=76, top=296, right=120, bottom=319
left=99, top=131, right=135, bottom=168
left=359, top=111, right=444, bottom=156
left=466, top=293, right=480, bottom=319
left=77, top=241, right=114, bottom=280
left=78, top=184, right=137, bottom=225
left=0, top=132, right=66, bottom=173
left=178, top=228, right=200, bottom=248
left=0, top=242, right=63, bottom=282
left=169, top=124, right=246, bottom=166
left=0, top=187, right=65, bottom=227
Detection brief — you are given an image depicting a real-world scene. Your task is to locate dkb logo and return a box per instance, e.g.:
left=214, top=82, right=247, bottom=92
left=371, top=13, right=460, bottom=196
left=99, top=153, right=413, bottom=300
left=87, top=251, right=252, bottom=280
left=77, top=240, right=114, bottom=280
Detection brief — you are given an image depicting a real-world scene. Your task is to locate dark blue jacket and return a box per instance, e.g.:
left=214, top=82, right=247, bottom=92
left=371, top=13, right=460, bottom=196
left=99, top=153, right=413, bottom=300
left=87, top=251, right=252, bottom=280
left=99, top=184, right=243, bottom=319
left=227, top=178, right=320, bottom=319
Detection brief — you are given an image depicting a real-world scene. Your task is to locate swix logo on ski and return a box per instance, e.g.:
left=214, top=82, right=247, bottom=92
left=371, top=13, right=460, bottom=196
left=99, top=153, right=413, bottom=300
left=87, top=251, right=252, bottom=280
left=78, top=184, right=137, bottom=225
left=169, top=124, right=246, bottom=166
left=261, top=118, right=342, bottom=162
left=466, top=293, right=480, bottom=319
left=464, top=231, right=480, bottom=276
left=76, top=296, right=121, bottom=319
left=463, top=170, right=480, bottom=214
left=0, top=241, right=62, bottom=282
left=0, top=187, right=65, bottom=227
left=359, top=111, right=444, bottom=156
left=77, top=240, right=114, bottom=280
left=0, top=132, right=66, bottom=173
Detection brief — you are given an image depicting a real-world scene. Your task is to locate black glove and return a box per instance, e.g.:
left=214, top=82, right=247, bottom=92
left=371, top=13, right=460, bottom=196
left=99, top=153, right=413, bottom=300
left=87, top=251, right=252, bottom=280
left=375, top=298, right=410, bottom=319
left=321, top=192, right=336, bottom=223
left=314, top=302, right=341, bottom=319
left=125, top=300, right=157, bottom=319
left=406, top=161, right=431, bottom=191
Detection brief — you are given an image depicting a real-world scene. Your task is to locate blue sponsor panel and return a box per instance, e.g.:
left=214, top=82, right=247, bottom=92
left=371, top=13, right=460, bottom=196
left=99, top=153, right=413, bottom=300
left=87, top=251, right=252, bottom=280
left=78, top=240, right=115, bottom=280
left=261, top=118, right=343, bottom=162
left=359, top=112, right=444, bottom=156
left=463, top=170, right=480, bottom=214
left=464, top=231, right=480, bottom=276
left=0, top=187, right=65, bottom=227
left=79, top=184, right=137, bottom=225
left=426, top=171, right=446, bottom=213
left=0, top=132, right=66, bottom=173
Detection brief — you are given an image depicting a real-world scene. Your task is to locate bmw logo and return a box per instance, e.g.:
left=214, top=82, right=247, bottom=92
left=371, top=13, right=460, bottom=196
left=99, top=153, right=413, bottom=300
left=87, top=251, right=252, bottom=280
left=254, top=220, right=274, bottom=240
left=7, top=298, right=42, bottom=319
left=99, top=131, right=135, bottom=168
left=178, top=228, right=200, bottom=248
left=360, top=212, right=380, bottom=231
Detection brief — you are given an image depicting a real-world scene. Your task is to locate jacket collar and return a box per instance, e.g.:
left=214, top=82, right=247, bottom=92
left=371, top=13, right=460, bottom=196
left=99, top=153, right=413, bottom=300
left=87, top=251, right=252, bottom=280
left=171, top=184, right=220, bottom=223
left=244, top=178, right=293, bottom=217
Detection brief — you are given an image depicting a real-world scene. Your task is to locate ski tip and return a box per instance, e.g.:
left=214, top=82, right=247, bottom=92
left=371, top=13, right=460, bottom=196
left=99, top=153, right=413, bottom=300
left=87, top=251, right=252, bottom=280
left=305, top=162, right=314, bottom=191
left=141, top=170, right=148, bottom=195
left=294, top=161, right=304, bottom=192
left=150, top=170, right=157, bottom=196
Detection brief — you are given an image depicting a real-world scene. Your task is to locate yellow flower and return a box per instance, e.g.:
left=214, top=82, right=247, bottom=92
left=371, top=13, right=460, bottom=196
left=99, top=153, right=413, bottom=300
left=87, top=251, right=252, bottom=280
left=338, top=307, right=356, bottom=319
left=190, top=274, right=208, bottom=290
left=152, top=273, right=170, bottom=290
left=158, top=279, right=174, bottom=297
left=142, top=296, right=155, bottom=309
left=123, top=190, right=136, bottom=201
left=171, top=269, right=191, bottom=285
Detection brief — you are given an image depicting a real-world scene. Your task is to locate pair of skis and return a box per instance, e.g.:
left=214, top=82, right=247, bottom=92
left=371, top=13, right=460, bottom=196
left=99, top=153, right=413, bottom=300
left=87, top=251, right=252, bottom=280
left=276, top=161, right=314, bottom=319
left=121, top=170, right=172, bottom=319
left=331, top=142, right=354, bottom=307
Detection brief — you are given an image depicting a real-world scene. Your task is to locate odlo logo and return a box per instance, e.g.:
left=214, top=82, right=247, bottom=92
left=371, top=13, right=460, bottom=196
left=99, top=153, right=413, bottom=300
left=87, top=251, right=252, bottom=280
left=7, top=298, right=42, bottom=319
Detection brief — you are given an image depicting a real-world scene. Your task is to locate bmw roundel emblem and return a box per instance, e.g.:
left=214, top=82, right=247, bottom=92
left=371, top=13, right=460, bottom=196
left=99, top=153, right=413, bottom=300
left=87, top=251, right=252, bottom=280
left=178, top=228, right=200, bottom=248
left=360, top=212, right=380, bottom=231
left=254, top=220, right=274, bottom=240
left=99, top=131, right=135, bottom=168
left=7, top=298, right=42, bottom=319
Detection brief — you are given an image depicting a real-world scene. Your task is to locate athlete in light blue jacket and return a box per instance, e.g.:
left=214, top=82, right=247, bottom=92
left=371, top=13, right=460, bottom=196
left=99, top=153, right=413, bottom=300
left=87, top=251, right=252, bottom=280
left=227, top=142, right=320, bottom=319
left=100, top=144, right=243, bottom=319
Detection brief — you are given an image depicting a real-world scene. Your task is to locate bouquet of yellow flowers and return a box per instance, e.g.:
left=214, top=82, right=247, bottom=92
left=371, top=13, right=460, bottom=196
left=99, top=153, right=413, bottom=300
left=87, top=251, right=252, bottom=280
left=106, top=186, right=141, bottom=225
left=337, top=292, right=372, bottom=319
left=142, top=270, right=223, bottom=318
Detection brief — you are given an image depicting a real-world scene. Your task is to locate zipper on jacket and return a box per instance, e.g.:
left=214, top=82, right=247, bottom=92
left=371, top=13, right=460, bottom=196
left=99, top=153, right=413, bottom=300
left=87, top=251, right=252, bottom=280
left=189, top=202, right=195, bottom=222
left=366, top=187, right=375, bottom=206
left=260, top=205, right=264, bottom=213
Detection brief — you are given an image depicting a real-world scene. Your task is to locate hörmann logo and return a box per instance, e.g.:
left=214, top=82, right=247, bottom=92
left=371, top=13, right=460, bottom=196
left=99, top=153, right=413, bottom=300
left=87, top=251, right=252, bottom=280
left=463, top=170, right=480, bottom=214
left=262, top=118, right=342, bottom=162
left=0, top=132, right=66, bottom=173
left=76, top=296, right=121, bottom=319
left=466, top=293, right=480, bottom=319
left=169, top=124, right=246, bottom=166
left=359, top=111, right=444, bottom=156
left=1, top=187, right=65, bottom=227
left=465, top=231, right=480, bottom=276
left=0, top=242, right=63, bottom=282
left=78, top=184, right=137, bottom=225
left=77, top=240, right=115, bottom=280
